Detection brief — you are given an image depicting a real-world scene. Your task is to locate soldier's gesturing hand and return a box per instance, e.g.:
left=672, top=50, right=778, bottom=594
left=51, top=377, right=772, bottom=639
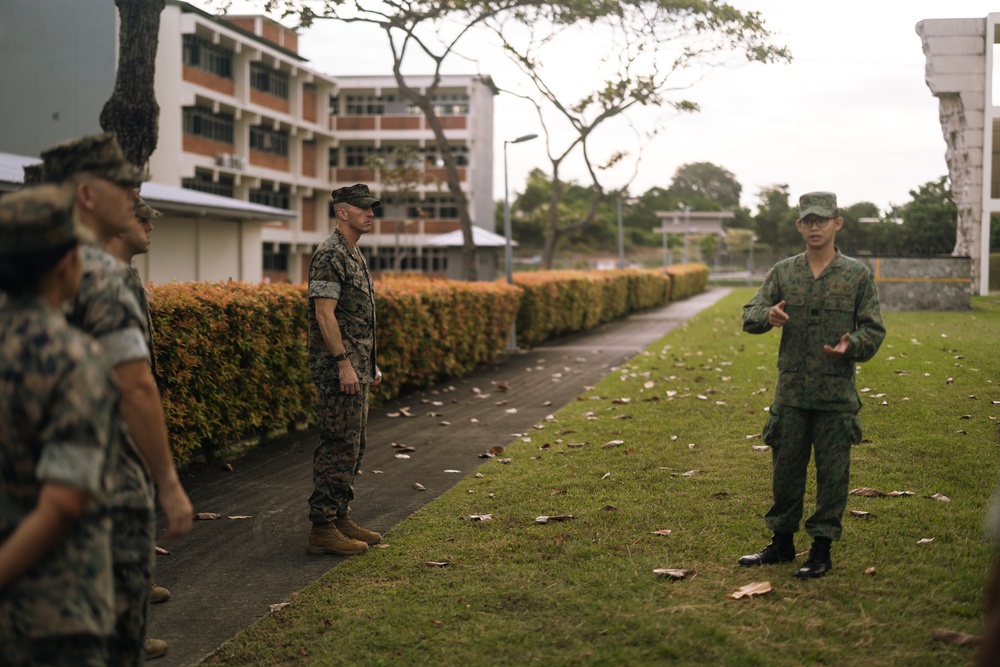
left=768, top=300, right=789, bottom=328
left=823, top=332, right=852, bottom=358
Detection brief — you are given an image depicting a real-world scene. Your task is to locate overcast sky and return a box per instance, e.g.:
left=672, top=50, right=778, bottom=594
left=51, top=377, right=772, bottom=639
left=199, top=1, right=999, bottom=212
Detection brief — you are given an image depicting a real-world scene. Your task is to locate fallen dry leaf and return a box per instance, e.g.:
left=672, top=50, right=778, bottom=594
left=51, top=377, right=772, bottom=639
left=850, top=510, right=871, bottom=518
left=928, top=493, right=951, bottom=502
left=752, top=445, right=770, bottom=452
left=654, top=568, right=695, bottom=580
left=932, top=629, right=981, bottom=647
left=535, top=515, right=574, bottom=524
left=505, top=408, right=518, bottom=414
left=496, top=382, right=510, bottom=392
left=371, top=470, right=383, bottom=474
left=465, top=514, right=493, bottom=521
left=269, top=602, right=291, bottom=613
left=420, top=561, right=449, bottom=567
left=439, top=421, right=452, bottom=426
left=228, top=515, right=253, bottom=520
left=601, top=472, right=611, bottom=480
left=650, top=529, right=673, bottom=536
left=392, top=443, right=417, bottom=452
left=394, top=453, right=411, bottom=459
left=681, top=470, right=702, bottom=477
left=959, top=415, right=973, bottom=420
left=413, top=483, right=426, bottom=491
left=600, top=504, right=620, bottom=512
left=917, top=538, right=934, bottom=545
left=195, top=512, right=220, bottom=520
left=728, top=581, right=772, bottom=600
left=155, top=546, right=171, bottom=555
left=849, top=487, right=915, bottom=498
left=444, top=469, right=461, bottom=474
left=221, top=463, right=234, bottom=472
left=864, top=567, right=876, bottom=576
left=601, top=439, right=624, bottom=449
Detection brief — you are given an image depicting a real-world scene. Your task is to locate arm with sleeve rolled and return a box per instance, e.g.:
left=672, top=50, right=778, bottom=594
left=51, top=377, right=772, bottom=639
left=114, top=359, right=192, bottom=539
left=314, top=297, right=362, bottom=395
left=743, top=268, right=783, bottom=334
left=846, top=273, right=886, bottom=362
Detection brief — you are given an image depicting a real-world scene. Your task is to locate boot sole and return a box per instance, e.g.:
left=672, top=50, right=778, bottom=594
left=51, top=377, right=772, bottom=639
left=306, top=544, right=369, bottom=556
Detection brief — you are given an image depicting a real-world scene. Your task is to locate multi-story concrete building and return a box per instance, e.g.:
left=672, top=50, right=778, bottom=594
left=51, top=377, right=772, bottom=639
left=0, top=0, right=498, bottom=283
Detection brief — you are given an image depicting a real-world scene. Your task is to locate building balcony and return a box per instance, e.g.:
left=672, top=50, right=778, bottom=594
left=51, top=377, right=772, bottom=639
left=183, top=65, right=235, bottom=97
left=331, top=114, right=467, bottom=133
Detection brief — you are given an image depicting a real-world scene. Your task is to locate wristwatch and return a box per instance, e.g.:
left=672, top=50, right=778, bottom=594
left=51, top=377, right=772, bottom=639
left=331, top=352, right=349, bottom=363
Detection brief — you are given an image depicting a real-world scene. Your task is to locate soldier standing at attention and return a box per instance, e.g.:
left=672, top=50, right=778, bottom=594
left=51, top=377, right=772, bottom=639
left=107, top=196, right=173, bottom=619
left=0, top=185, right=119, bottom=666
left=740, top=191, right=885, bottom=579
left=38, top=132, right=192, bottom=663
left=306, top=184, right=384, bottom=555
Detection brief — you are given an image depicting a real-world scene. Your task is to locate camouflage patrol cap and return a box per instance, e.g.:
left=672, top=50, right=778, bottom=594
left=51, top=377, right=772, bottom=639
left=0, top=184, right=92, bottom=256
left=798, top=191, right=838, bottom=219
left=40, top=132, right=146, bottom=186
left=134, top=195, right=162, bottom=221
left=22, top=163, right=46, bottom=186
left=331, top=183, right=380, bottom=209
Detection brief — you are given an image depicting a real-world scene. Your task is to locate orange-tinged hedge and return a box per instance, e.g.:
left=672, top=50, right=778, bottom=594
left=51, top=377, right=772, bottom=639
left=152, top=282, right=312, bottom=464
left=148, top=266, right=702, bottom=464
left=667, top=263, right=709, bottom=301
left=512, top=269, right=674, bottom=347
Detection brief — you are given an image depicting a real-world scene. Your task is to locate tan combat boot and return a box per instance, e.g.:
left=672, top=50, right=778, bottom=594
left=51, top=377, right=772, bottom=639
left=145, top=637, right=168, bottom=660
left=150, top=583, right=171, bottom=604
left=335, top=516, right=382, bottom=545
left=307, top=523, right=369, bottom=555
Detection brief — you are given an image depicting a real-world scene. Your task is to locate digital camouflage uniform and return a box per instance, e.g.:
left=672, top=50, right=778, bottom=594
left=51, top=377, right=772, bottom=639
left=308, top=221, right=378, bottom=525
left=43, top=133, right=156, bottom=666
left=743, top=244, right=885, bottom=540
left=0, top=185, right=118, bottom=666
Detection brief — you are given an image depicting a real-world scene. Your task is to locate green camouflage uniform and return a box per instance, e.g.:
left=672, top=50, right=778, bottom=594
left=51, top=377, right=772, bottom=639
left=744, top=242, right=885, bottom=541
left=307, top=185, right=379, bottom=525
left=43, top=133, right=155, bottom=666
left=0, top=185, right=117, bottom=666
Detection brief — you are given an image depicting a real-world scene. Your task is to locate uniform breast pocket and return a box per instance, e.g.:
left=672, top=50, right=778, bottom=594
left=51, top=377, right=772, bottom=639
left=822, top=297, right=854, bottom=334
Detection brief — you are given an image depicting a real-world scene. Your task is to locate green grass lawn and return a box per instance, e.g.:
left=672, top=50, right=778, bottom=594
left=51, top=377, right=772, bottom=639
left=205, top=290, right=1000, bottom=666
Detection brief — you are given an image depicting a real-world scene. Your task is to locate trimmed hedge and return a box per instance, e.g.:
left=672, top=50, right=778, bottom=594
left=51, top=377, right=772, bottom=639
left=512, top=269, right=673, bottom=346
left=149, top=266, right=705, bottom=463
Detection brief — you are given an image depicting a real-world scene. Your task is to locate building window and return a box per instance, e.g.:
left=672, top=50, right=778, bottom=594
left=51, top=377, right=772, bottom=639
left=431, top=93, right=469, bottom=115
left=182, top=106, right=234, bottom=144
left=329, top=95, right=339, bottom=116
left=263, top=243, right=289, bottom=271
left=328, top=147, right=339, bottom=167
left=249, top=183, right=291, bottom=209
left=250, top=62, right=289, bottom=99
left=250, top=126, right=289, bottom=157
left=426, top=144, right=469, bottom=167
left=182, top=34, right=233, bottom=79
left=343, top=144, right=377, bottom=167
left=342, top=93, right=420, bottom=116
left=344, top=94, right=383, bottom=115
left=181, top=171, right=235, bottom=198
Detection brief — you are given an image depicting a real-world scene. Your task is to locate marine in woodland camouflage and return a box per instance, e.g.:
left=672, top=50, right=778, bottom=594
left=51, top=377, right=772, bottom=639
left=40, top=132, right=146, bottom=186
left=307, top=227, right=378, bottom=383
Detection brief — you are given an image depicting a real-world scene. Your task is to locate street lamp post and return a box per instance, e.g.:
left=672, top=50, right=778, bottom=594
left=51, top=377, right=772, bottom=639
left=503, top=132, right=538, bottom=352
left=616, top=196, right=625, bottom=269
left=748, top=234, right=759, bottom=287
left=682, top=205, right=691, bottom=265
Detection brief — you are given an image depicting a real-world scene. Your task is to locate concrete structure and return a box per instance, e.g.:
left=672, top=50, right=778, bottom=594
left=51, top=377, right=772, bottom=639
left=858, top=256, right=972, bottom=311
left=0, top=0, right=498, bottom=283
left=917, top=15, right=995, bottom=295
left=0, top=150, right=294, bottom=284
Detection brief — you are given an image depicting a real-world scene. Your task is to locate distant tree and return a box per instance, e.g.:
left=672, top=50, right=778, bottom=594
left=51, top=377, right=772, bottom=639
left=752, top=184, right=798, bottom=253
left=487, top=2, right=790, bottom=268
left=836, top=201, right=880, bottom=256
left=699, top=233, right=719, bottom=265
left=900, top=176, right=956, bottom=255
left=368, top=146, right=441, bottom=271
left=100, top=0, right=166, bottom=169
left=667, top=162, right=742, bottom=211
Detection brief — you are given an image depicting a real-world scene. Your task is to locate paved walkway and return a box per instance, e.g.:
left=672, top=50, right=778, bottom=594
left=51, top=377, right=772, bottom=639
left=147, top=288, right=732, bottom=666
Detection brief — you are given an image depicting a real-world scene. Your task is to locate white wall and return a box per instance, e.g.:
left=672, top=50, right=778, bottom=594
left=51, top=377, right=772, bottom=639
left=138, top=215, right=263, bottom=284
left=0, top=0, right=116, bottom=155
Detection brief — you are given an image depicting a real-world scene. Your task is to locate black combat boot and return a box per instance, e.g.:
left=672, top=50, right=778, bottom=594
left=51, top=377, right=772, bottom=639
left=794, top=536, right=832, bottom=579
left=738, top=532, right=796, bottom=567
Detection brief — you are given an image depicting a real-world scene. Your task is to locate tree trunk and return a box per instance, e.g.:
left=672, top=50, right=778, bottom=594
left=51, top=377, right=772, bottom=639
left=100, top=0, right=165, bottom=170
left=390, top=64, right=478, bottom=281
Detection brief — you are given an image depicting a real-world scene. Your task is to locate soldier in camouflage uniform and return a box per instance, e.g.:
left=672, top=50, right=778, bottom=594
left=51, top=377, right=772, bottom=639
left=740, top=191, right=885, bottom=579
left=0, top=185, right=119, bottom=666
left=40, top=132, right=192, bottom=663
left=306, top=184, right=384, bottom=556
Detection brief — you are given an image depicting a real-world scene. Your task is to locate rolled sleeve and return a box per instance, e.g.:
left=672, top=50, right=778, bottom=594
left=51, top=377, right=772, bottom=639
left=97, top=328, right=149, bottom=367
left=309, top=280, right=341, bottom=300
left=36, top=443, right=106, bottom=495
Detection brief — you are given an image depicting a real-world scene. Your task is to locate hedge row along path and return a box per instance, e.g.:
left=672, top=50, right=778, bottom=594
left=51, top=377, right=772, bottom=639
left=147, top=288, right=730, bottom=667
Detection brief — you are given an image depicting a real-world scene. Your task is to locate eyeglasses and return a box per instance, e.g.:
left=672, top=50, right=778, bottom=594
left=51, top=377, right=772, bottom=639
left=799, top=217, right=833, bottom=229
